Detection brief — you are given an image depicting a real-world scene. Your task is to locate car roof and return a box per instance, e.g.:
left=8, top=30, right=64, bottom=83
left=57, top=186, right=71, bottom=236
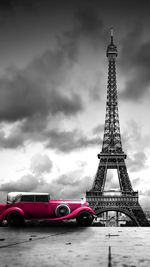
left=7, top=192, right=49, bottom=197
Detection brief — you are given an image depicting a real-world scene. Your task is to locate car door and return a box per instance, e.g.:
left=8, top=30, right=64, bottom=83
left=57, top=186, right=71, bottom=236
left=33, top=195, right=53, bottom=218
left=18, top=195, right=36, bottom=218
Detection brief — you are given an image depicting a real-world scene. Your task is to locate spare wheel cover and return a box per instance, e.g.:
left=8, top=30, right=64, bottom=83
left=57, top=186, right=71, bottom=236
left=55, top=204, right=71, bottom=217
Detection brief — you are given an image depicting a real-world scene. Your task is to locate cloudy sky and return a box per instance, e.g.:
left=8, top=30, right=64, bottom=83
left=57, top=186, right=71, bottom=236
left=0, top=0, right=150, bottom=209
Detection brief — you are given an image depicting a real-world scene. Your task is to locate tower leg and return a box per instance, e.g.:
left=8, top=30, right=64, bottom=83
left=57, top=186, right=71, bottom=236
left=106, top=211, right=109, bottom=227
left=116, top=211, right=119, bottom=227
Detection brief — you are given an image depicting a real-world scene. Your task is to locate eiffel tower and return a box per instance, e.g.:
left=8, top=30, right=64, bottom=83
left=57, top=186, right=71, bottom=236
left=86, top=28, right=149, bottom=226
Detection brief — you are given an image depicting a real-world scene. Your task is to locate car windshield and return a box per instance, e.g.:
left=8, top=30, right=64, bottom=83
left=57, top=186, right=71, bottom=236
left=7, top=193, right=22, bottom=204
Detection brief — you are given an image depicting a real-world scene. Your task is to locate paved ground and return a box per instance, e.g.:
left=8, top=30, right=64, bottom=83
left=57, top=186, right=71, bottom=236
left=0, top=221, right=150, bottom=267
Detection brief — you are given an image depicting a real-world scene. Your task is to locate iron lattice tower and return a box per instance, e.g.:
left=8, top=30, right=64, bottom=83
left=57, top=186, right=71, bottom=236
left=86, top=29, right=149, bottom=226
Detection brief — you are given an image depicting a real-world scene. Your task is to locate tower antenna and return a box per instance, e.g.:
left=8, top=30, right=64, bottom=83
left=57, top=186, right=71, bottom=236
left=110, top=27, right=114, bottom=43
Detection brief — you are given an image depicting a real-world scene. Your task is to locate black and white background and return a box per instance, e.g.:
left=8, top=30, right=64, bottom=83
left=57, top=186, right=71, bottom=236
left=0, top=0, right=150, bottom=209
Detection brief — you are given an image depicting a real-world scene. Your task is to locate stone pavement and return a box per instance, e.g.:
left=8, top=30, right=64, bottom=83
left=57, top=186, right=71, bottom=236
left=0, top=222, right=150, bottom=267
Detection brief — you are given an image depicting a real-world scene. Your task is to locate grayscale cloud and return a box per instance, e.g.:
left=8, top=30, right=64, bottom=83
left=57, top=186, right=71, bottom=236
left=0, top=170, right=93, bottom=200
left=104, top=171, right=120, bottom=191
left=46, top=128, right=101, bottom=152
left=0, top=122, right=101, bottom=152
left=30, top=154, right=53, bottom=175
left=0, top=174, right=43, bottom=192
left=127, top=152, right=147, bottom=172
left=92, top=124, right=104, bottom=135
left=132, top=178, right=141, bottom=188
left=119, top=24, right=150, bottom=100
left=0, top=49, right=83, bottom=123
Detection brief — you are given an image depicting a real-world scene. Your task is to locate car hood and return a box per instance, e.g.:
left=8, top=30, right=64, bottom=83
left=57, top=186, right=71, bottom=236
left=50, top=200, right=81, bottom=204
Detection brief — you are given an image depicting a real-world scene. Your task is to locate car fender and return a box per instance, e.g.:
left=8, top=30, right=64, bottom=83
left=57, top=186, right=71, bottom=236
left=68, top=206, right=96, bottom=219
left=1, top=207, right=24, bottom=220
left=43, top=206, right=96, bottom=221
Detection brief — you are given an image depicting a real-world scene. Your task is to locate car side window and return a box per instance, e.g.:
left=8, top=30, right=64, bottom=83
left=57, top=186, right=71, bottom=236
left=21, top=195, right=34, bottom=202
left=35, top=195, right=49, bottom=202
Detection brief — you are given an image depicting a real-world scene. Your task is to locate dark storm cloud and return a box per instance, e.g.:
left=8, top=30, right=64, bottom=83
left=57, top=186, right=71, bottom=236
left=0, top=0, right=55, bottom=17
left=0, top=127, right=24, bottom=148
left=0, top=0, right=36, bottom=10
left=0, top=5, right=105, bottom=152
left=0, top=0, right=106, bottom=122
left=74, top=4, right=103, bottom=41
left=0, top=117, right=51, bottom=148
left=0, top=1, right=104, bottom=151
left=0, top=1, right=105, bottom=128
left=0, top=121, right=101, bottom=151
left=0, top=0, right=40, bottom=26
left=0, top=1, right=107, bottom=125
left=1, top=0, right=150, bottom=149
left=0, top=47, right=83, bottom=122
left=57, top=1, right=105, bottom=64
left=119, top=24, right=150, bottom=100
left=119, top=23, right=143, bottom=71
left=46, top=128, right=101, bottom=152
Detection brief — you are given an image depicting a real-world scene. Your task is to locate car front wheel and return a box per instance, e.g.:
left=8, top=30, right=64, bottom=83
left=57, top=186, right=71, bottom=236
left=76, top=211, right=93, bottom=226
left=7, top=212, right=24, bottom=227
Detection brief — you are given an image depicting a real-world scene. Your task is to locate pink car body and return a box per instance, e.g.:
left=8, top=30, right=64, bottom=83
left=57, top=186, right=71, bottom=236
left=0, top=192, right=96, bottom=226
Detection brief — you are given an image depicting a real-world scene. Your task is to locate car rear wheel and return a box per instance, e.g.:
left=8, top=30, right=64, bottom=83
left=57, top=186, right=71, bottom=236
left=76, top=211, right=93, bottom=226
left=7, top=212, right=24, bottom=227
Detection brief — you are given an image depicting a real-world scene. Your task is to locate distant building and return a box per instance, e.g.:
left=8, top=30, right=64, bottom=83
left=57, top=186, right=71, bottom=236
left=144, top=210, right=150, bottom=220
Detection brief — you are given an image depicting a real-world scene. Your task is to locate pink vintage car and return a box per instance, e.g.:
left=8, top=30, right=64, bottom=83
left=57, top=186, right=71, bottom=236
left=0, top=192, right=96, bottom=227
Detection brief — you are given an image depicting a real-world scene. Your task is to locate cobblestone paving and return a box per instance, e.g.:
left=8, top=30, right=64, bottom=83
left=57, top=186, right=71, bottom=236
left=0, top=223, right=150, bottom=267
